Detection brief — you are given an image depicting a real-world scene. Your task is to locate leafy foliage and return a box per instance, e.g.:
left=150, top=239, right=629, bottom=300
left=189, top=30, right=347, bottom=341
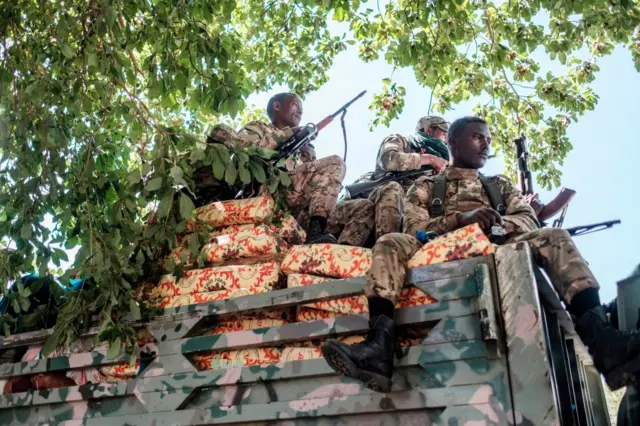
left=1, top=0, right=639, bottom=355
left=0, top=0, right=344, bottom=354
left=353, top=0, right=640, bottom=187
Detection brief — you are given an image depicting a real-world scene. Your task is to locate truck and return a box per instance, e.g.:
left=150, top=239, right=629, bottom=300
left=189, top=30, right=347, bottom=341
left=0, top=235, right=612, bottom=425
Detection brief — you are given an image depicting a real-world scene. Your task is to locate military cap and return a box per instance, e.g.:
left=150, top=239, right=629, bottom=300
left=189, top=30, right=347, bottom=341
left=206, top=123, right=238, bottom=148
left=415, top=116, right=450, bottom=132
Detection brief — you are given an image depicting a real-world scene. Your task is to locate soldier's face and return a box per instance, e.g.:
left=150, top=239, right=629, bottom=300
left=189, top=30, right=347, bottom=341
left=457, top=123, right=492, bottom=169
left=275, top=96, right=303, bottom=128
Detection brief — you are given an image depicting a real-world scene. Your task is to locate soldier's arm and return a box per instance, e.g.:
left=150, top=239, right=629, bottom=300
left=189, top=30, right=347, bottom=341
left=377, top=134, right=421, bottom=172
left=236, top=121, right=294, bottom=150
left=496, top=176, right=539, bottom=234
left=404, top=178, right=459, bottom=236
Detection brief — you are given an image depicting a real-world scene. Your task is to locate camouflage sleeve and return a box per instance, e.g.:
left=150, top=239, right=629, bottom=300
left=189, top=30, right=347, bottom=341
left=403, top=177, right=459, bottom=236
left=496, top=176, right=539, bottom=235
left=236, top=121, right=294, bottom=150
left=376, top=134, right=421, bottom=172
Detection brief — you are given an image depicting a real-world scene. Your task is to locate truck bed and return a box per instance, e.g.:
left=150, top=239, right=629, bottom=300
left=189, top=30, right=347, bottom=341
left=0, top=243, right=609, bottom=425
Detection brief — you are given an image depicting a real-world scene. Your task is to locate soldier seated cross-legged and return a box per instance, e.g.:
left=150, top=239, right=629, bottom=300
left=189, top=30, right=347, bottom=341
left=234, top=93, right=346, bottom=244
left=322, top=116, right=640, bottom=393
left=328, top=116, right=450, bottom=247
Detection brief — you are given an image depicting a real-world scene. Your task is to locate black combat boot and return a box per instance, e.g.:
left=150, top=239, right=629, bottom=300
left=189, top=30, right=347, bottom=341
left=321, top=297, right=395, bottom=392
left=576, top=305, right=640, bottom=390
left=305, top=216, right=337, bottom=244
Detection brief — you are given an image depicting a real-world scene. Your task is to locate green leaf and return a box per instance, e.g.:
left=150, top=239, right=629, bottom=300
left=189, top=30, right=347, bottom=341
left=267, top=175, right=278, bottom=193
left=239, top=164, right=251, bottom=184
left=61, top=44, right=75, bottom=59
left=170, top=166, right=184, bottom=182
left=179, top=193, right=195, bottom=220
left=87, top=53, right=98, bottom=68
left=129, top=299, right=141, bottom=320
left=224, top=160, right=237, bottom=185
left=157, top=193, right=174, bottom=219
left=108, top=337, right=122, bottom=360
left=279, top=170, right=292, bottom=187
left=20, top=224, right=32, bottom=240
left=214, top=144, right=230, bottom=164
left=229, top=98, right=239, bottom=117
left=212, top=151, right=226, bottom=180
left=145, top=177, right=163, bottom=192
left=42, top=336, right=58, bottom=356
left=248, top=161, right=266, bottom=183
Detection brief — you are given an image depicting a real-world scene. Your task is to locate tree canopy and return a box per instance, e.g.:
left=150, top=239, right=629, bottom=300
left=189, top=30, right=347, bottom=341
left=1, top=0, right=638, bottom=355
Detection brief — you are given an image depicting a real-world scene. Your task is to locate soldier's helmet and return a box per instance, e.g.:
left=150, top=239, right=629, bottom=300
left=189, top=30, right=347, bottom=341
left=416, top=116, right=450, bottom=133
left=207, top=124, right=239, bottom=148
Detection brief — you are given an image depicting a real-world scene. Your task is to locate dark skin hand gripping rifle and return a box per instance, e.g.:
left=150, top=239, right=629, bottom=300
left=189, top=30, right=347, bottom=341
left=514, top=134, right=620, bottom=237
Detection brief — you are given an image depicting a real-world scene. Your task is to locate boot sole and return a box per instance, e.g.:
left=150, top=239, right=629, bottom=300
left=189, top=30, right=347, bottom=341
left=321, top=340, right=392, bottom=393
left=604, top=355, right=640, bottom=390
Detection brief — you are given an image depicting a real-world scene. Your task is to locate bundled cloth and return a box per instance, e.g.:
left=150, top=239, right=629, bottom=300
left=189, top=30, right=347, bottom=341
left=281, top=245, right=372, bottom=278
left=408, top=223, right=494, bottom=268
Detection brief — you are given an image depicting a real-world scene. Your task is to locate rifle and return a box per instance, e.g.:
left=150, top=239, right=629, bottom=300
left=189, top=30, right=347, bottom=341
left=343, top=168, right=435, bottom=200
left=566, top=220, right=621, bottom=237
left=235, top=91, right=366, bottom=199
left=514, top=134, right=576, bottom=225
left=274, top=90, right=367, bottom=162
left=514, top=134, right=620, bottom=237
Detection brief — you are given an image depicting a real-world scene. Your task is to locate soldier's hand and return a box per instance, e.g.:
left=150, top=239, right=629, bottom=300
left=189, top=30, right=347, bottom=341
left=420, top=154, right=448, bottom=173
left=456, top=208, right=504, bottom=231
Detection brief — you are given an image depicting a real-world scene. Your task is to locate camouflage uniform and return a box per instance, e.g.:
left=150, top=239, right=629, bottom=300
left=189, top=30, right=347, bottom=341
left=236, top=122, right=346, bottom=219
left=327, top=199, right=375, bottom=246
left=367, top=167, right=599, bottom=305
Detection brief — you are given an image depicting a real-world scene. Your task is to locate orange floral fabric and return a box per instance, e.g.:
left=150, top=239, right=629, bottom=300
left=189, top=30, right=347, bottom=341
left=288, top=274, right=436, bottom=322
left=151, top=287, right=270, bottom=309
left=186, top=196, right=275, bottom=232
left=192, top=347, right=282, bottom=371
left=202, top=310, right=292, bottom=335
left=165, top=225, right=287, bottom=269
left=98, top=362, right=140, bottom=378
left=407, top=223, right=494, bottom=268
left=281, top=245, right=372, bottom=278
left=136, top=262, right=280, bottom=301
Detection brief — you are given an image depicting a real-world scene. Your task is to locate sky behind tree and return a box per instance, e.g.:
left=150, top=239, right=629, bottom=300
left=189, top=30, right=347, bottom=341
left=247, top=41, right=639, bottom=304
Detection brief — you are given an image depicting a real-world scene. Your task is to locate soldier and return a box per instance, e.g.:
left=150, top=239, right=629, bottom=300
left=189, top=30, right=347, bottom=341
left=328, top=116, right=450, bottom=247
left=322, top=116, right=640, bottom=393
left=236, top=93, right=346, bottom=244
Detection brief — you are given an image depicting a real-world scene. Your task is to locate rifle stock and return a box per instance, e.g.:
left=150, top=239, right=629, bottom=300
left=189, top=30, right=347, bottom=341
left=537, top=187, right=576, bottom=222
left=344, top=168, right=435, bottom=200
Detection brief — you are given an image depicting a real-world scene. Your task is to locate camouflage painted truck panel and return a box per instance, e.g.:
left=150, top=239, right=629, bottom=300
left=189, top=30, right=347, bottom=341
left=0, top=243, right=607, bottom=425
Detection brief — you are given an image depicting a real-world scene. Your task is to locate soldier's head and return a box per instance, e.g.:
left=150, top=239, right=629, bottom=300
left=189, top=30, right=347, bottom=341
left=267, top=93, right=303, bottom=129
left=300, top=143, right=316, bottom=163
left=448, top=116, right=491, bottom=169
left=416, top=116, right=449, bottom=142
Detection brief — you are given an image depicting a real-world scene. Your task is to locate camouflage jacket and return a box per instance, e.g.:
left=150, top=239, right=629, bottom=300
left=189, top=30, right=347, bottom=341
left=404, top=167, right=539, bottom=237
left=236, top=121, right=299, bottom=170
left=373, top=133, right=422, bottom=178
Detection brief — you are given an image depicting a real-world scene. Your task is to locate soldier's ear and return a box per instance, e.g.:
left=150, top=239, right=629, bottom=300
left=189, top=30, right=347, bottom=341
left=272, top=101, right=282, bottom=113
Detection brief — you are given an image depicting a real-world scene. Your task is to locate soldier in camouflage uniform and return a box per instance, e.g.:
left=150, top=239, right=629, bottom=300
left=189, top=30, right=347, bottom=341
left=236, top=93, right=346, bottom=244
left=328, top=117, right=450, bottom=247
left=323, top=116, right=640, bottom=393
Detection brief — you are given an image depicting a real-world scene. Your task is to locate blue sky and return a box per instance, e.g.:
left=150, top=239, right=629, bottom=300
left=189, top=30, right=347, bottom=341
left=246, top=42, right=640, bottom=304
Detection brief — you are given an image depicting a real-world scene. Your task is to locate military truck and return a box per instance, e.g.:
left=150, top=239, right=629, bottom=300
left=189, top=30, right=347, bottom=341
left=0, top=236, right=612, bottom=425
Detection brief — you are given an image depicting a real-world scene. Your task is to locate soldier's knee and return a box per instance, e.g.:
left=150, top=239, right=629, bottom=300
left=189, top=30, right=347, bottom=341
left=379, top=181, right=403, bottom=195
left=376, top=232, right=407, bottom=247
left=537, top=227, right=571, bottom=241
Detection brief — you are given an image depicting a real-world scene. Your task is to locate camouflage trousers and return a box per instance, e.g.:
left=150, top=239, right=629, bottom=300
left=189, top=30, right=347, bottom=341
left=286, top=155, right=346, bottom=219
left=507, top=228, right=599, bottom=303
left=367, top=228, right=599, bottom=305
left=368, top=181, right=405, bottom=239
left=327, top=199, right=375, bottom=246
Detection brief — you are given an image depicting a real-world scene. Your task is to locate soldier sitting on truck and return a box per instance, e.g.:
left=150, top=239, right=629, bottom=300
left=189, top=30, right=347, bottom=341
left=234, top=93, right=346, bottom=244
left=322, top=116, right=640, bottom=393
left=327, top=116, right=450, bottom=247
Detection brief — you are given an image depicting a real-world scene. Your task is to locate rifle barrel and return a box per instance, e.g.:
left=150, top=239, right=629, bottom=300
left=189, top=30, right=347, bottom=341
left=330, top=90, right=367, bottom=119
left=566, top=220, right=621, bottom=237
